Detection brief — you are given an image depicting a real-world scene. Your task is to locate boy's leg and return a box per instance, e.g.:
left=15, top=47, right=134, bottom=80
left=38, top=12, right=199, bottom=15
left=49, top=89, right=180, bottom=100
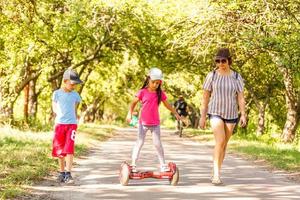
left=63, top=124, right=77, bottom=184
left=65, top=154, right=74, bottom=172
left=64, top=154, right=74, bottom=184
left=52, top=124, right=67, bottom=182
left=62, top=124, right=77, bottom=165
left=57, top=157, right=66, bottom=182
left=52, top=124, right=66, bottom=157
left=58, top=157, right=65, bottom=172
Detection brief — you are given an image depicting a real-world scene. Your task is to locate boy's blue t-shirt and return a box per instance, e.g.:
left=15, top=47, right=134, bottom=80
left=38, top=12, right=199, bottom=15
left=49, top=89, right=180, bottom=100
left=52, top=89, right=81, bottom=124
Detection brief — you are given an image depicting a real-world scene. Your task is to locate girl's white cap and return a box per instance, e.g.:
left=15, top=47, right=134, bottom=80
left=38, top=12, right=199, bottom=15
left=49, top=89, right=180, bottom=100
left=149, top=68, right=163, bottom=80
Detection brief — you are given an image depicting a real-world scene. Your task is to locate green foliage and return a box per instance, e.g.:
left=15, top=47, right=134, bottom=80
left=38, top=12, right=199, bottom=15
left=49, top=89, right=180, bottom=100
left=0, top=0, right=299, bottom=141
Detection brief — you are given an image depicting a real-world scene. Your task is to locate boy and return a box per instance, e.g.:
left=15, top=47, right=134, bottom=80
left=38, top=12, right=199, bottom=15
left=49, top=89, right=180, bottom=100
left=52, top=68, right=82, bottom=184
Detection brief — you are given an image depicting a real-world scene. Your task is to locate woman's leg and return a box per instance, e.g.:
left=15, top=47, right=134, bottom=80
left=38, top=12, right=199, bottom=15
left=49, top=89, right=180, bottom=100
left=221, top=123, right=236, bottom=164
left=151, top=126, right=165, bottom=166
left=131, top=124, right=147, bottom=165
left=210, top=117, right=226, bottom=178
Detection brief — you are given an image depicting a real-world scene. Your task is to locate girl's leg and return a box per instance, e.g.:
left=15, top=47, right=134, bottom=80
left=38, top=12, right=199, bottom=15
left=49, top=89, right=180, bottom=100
left=131, top=124, right=147, bottom=166
left=210, top=117, right=226, bottom=178
left=151, top=126, right=165, bottom=165
left=221, top=123, right=236, bottom=164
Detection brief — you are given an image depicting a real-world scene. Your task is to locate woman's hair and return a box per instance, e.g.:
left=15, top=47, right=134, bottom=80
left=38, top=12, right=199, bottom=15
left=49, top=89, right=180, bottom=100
left=141, top=76, right=162, bottom=105
left=215, top=48, right=232, bottom=65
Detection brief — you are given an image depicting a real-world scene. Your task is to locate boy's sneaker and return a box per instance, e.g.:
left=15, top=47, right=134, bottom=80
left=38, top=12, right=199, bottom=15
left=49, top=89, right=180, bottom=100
left=160, top=164, right=170, bottom=172
left=57, top=172, right=65, bottom=183
left=64, top=172, right=75, bottom=184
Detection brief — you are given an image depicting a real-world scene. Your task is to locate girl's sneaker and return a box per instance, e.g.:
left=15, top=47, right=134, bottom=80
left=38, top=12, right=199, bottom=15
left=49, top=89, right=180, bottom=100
left=160, top=164, right=170, bottom=172
left=131, top=165, right=137, bottom=173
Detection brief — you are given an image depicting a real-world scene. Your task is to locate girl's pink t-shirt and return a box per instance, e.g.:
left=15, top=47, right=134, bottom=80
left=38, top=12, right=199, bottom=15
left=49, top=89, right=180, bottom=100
left=136, top=88, right=167, bottom=126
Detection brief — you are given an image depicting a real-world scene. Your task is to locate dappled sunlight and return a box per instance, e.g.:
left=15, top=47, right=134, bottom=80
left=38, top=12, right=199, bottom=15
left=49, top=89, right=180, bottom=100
left=29, top=128, right=300, bottom=199
left=0, top=126, right=52, bottom=141
left=1, top=0, right=300, bottom=198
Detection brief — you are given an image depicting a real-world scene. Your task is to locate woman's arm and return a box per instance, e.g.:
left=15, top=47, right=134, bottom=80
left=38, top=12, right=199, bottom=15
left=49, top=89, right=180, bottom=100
left=126, top=97, right=139, bottom=123
left=162, top=100, right=181, bottom=121
left=199, top=90, right=211, bottom=129
left=237, top=91, right=247, bottom=127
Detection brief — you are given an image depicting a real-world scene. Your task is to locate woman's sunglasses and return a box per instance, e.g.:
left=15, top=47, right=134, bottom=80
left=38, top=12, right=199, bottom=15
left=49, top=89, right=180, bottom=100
left=215, top=59, right=227, bottom=64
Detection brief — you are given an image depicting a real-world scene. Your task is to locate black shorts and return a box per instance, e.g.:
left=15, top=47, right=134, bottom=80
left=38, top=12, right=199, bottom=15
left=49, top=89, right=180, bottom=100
left=208, top=114, right=238, bottom=124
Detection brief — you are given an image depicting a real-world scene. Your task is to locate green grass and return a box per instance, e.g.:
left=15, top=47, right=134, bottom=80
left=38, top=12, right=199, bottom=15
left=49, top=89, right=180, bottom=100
left=0, top=124, right=114, bottom=199
left=229, top=136, right=300, bottom=172
left=78, top=123, right=114, bottom=141
left=184, top=129, right=300, bottom=172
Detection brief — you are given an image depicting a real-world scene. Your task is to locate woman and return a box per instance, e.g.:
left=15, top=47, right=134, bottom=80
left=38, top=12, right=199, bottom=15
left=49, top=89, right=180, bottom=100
left=199, top=48, right=247, bottom=185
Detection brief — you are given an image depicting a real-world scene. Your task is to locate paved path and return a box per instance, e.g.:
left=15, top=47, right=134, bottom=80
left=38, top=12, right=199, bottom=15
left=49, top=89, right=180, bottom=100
left=30, top=128, right=300, bottom=200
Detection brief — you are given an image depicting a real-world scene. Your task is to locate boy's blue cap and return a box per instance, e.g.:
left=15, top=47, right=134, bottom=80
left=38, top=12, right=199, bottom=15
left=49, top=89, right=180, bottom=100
left=63, top=69, right=83, bottom=84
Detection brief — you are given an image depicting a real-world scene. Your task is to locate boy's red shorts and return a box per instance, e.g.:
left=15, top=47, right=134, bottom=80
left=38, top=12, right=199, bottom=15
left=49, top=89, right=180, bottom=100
left=52, top=124, right=78, bottom=157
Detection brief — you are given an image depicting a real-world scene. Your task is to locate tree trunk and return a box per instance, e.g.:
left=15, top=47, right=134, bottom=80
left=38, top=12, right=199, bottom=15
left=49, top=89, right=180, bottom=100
left=0, top=103, right=14, bottom=122
left=95, top=103, right=105, bottom=122
left=0, top=95, right=15, bottom=122
left=281, top=95, right=298, bottom=142
left=24, top=84, right=30, bottom=122
left=0, top=66, right=41, bottom=123
left=48, top=79, right=61, bottom=122
left=29, top=79, right=38, bottom=119
left=186, top=105, right=199, bottom=128
left=279, top=67, right=299, bottom=142
left=78, top=65, right=92, bottom=95
left=80, top=97, right=102, bottom=123
left=0, top=82, right=14, bottom=121
left=256, top=102, right=266, bottom=136
left=268, top=52, right=299, bottom=142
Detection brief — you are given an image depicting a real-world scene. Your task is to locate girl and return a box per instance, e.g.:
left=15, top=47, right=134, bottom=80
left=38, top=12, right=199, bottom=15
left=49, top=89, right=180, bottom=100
left=126, top=68, right=181, bottom=172
left=199, top=48, right=247, bottom=185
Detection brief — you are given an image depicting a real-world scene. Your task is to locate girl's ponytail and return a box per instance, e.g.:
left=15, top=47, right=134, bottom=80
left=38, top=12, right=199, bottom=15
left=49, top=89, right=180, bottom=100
left=141, top=76, right=150, bottom=89
left=156, top=84, right=162, bottom=105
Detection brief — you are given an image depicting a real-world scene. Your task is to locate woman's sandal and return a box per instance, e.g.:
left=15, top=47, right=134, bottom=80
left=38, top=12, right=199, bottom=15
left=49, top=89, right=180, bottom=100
left=211, top=176, right=223, bottom=185
left=210, top=169, right=214, bottom=181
